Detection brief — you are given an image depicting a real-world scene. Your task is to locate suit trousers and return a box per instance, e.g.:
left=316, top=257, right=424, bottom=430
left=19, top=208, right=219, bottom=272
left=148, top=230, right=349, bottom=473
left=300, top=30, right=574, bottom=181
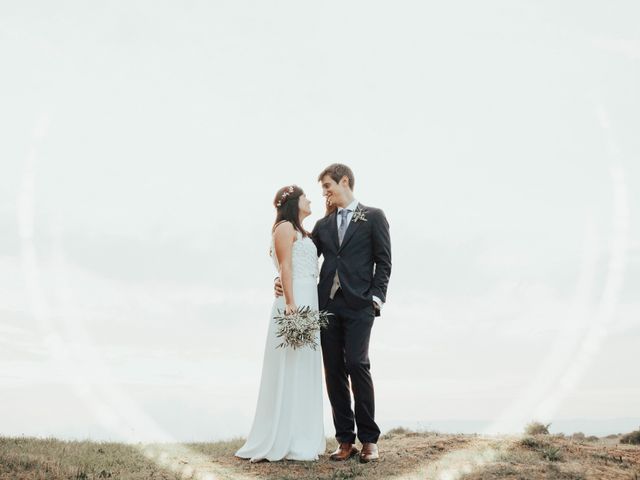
left=321, top=289, right=381, bottom=444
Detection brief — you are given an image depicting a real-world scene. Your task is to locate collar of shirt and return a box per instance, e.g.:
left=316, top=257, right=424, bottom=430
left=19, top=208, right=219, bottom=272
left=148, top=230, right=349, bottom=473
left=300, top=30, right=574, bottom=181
left=338, top=198, right=359, bottom=214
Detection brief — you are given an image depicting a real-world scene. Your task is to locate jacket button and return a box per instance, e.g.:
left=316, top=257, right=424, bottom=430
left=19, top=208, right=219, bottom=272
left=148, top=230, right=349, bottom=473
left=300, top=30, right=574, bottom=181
left=337, top=255, right=341, bottom=259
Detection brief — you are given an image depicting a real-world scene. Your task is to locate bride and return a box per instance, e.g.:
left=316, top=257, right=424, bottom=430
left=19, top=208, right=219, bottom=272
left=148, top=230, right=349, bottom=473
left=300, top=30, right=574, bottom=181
left=235, top=185, right=326, bottom=462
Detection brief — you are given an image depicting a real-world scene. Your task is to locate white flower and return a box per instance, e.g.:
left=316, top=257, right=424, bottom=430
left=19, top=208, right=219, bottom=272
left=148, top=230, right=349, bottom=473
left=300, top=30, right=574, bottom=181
left=273, top=306, right=332, bottom=350
left=352, top=207, right=368, bottom=223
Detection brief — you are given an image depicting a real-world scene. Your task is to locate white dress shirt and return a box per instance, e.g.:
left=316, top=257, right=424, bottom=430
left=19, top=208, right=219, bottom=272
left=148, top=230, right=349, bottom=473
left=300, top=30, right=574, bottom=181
left=337, top=198, right=383, bottom=311
left=336, top=198, right=360, bottom=228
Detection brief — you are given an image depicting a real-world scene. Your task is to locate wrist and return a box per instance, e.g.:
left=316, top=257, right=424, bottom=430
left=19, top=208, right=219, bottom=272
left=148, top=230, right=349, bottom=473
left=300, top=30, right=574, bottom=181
left=372, top=295, right=383, bottom=309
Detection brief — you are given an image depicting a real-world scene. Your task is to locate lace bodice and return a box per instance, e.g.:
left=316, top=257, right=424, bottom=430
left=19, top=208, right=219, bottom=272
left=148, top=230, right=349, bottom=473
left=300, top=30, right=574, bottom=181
left=270, top=231, right=319, bottom=279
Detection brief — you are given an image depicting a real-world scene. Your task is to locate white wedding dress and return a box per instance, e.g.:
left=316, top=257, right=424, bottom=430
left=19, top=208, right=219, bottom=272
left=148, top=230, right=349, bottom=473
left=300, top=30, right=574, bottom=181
left=235, top=230, right=326, bottom=462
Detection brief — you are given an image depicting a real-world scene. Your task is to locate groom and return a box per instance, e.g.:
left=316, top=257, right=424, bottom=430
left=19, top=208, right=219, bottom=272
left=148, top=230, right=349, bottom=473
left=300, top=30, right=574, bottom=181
left=276, top=163, right=392, bottom=463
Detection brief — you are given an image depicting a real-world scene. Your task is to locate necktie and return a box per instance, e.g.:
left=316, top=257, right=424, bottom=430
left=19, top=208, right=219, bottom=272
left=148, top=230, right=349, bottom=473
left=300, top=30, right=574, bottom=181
left=330, top=209, right=351, bottom=299
left=338, top=209, right=351, bottom=245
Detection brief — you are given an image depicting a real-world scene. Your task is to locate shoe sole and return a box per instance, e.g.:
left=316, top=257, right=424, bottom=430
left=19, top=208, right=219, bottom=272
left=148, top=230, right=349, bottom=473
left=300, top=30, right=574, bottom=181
left=359, top=455, right=379, bottom=464
left=329, top=450, right=359, bottom=461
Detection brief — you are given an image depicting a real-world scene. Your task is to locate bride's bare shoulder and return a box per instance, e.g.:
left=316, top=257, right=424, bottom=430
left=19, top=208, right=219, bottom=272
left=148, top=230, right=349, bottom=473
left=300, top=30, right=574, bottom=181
left=272, top=221, right=297, bottom=241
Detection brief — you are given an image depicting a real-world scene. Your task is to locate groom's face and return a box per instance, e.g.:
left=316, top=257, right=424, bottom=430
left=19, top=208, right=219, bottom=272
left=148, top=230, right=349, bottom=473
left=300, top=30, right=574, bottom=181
left=320, top=174, right=351, bottom=208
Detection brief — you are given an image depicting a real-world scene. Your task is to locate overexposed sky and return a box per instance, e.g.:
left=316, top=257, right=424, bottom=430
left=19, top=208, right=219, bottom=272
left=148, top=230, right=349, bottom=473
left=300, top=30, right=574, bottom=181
left=1, top=1, right=639, bottom=442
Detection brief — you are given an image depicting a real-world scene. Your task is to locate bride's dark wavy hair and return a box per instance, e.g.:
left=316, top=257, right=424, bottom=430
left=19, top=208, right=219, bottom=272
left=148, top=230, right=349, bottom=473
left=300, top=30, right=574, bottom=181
left=272, top=185, right=309, bottom=237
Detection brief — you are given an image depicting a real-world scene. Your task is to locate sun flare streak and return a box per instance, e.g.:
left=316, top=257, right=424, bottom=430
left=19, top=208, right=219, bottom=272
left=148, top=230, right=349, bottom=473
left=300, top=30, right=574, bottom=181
left=17, top=113, right=252, bottom=480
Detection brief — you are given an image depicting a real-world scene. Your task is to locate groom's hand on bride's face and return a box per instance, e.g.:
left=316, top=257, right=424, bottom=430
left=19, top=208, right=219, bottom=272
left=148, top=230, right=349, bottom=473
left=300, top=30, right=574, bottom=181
left=274, top=277, right=283, bottom=297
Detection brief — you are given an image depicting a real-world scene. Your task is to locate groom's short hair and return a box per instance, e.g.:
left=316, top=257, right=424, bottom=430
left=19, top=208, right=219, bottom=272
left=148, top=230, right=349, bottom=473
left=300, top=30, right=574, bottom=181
left=318, top=163, right=355, bottom=191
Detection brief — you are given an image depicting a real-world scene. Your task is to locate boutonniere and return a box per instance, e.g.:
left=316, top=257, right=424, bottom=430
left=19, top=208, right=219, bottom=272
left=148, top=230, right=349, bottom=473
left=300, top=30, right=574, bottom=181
left=352, top=207, right=368, bottom=223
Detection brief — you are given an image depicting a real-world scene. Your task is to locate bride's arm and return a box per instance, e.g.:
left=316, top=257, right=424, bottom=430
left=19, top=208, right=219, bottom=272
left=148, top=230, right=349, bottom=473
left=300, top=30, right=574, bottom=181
left=310, top=220, right=322, bottom=257
left=273, top=222, right=297, bottom=314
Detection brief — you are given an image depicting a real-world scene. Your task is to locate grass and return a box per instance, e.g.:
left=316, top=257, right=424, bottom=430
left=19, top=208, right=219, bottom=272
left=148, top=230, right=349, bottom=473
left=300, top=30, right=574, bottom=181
left=380, top=426, right=412, bottom=438
left=519, top=435, right=563, bottom=462
left=540, top=445, right=563, bottom=462
left=524, top=421, right=551, bottom=436
left=0, top=436, right=184, bottom=480
left=520, top=436, right=541, bottom=449
left=2, top=427, right=640, bottom=480
left=621, top=428, right=640, bottom=445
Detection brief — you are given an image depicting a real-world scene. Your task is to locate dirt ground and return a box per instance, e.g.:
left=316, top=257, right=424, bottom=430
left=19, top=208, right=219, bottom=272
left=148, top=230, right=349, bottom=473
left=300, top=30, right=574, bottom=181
left=2, top=430, right=639, bottom=480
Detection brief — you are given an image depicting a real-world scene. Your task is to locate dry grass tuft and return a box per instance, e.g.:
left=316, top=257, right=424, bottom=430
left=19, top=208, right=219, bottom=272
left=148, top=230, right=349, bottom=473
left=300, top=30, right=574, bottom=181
left=524, top=421, right=551, bottom=436
left=621, top=428, right=640, bottom=445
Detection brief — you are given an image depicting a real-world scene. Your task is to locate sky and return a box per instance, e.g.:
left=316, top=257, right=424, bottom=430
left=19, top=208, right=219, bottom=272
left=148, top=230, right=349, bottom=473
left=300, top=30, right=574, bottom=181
left=0, top=1, right=639, bottom=443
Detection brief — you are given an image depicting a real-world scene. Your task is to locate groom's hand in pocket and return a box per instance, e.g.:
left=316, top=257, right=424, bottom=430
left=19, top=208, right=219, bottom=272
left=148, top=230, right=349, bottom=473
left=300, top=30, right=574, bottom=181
left=372, top=296, right=382, bottom=315
left=274, top=277, right=284, bottom=298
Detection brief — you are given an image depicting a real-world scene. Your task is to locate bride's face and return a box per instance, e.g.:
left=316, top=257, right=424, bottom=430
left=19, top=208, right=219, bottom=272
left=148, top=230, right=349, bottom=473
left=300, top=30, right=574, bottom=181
left=298, top=193, right=311, bottom=217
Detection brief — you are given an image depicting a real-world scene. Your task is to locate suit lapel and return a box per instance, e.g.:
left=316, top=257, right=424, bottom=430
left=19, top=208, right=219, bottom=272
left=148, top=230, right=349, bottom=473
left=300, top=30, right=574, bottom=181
left=338, top=203, right=364, bottom=252
left=327, top=210, right=340, bottom=250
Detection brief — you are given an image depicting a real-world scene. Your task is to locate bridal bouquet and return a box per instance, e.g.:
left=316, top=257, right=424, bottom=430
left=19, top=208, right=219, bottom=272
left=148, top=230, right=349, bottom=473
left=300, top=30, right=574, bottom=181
left=274, top=306, right=332, bottom=350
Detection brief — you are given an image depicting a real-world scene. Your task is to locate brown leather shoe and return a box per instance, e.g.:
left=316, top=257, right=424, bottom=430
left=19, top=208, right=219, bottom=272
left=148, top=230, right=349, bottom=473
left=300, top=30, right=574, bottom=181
left=329, top=442, right=359, bottom=461
left=359, top=443, right=379, bottom=463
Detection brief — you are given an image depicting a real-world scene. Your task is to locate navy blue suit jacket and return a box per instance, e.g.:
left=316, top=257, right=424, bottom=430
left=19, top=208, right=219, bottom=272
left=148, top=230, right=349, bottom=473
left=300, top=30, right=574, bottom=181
left=311, top=203, right=391, bottom=316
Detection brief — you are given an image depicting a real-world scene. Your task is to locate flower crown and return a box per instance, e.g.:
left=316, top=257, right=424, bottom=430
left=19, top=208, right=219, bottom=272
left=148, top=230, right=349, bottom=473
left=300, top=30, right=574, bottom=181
left=276, top=186, right=295, bottom=207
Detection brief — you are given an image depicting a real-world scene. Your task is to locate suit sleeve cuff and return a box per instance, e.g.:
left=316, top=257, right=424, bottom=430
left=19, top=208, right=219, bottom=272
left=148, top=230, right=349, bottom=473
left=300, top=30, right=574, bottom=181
left=372, top=295, right=383, bottom=309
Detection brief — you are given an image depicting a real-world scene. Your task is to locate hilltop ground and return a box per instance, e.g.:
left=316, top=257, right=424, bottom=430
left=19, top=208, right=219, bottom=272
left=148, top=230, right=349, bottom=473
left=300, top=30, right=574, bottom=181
left=2, top=429, right=639, bottom=479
